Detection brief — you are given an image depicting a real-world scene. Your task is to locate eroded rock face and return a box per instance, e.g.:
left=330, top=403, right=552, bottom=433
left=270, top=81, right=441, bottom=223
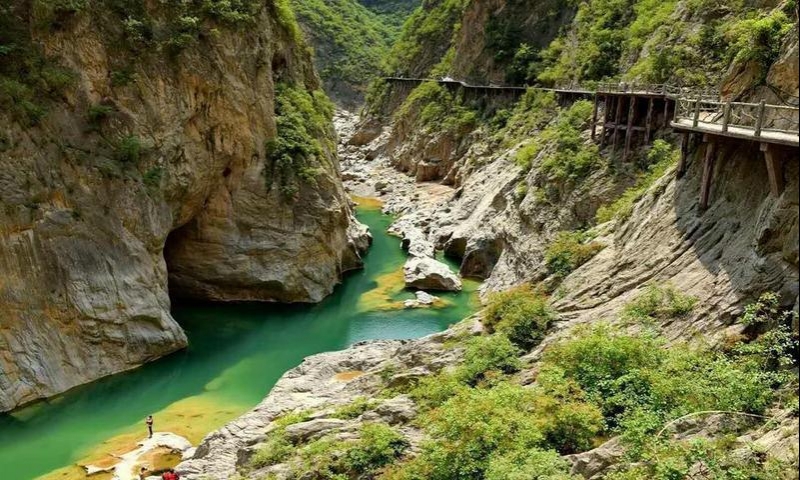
left=0, top=3, right=366, bottom=411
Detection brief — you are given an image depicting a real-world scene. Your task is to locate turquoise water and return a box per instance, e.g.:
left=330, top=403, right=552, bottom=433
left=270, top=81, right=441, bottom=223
left=0, top=206, right=476, bottom=480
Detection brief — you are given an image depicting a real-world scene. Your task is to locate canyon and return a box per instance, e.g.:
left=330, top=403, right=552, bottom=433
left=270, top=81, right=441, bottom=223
left=1, top=0, right=798, bottom=479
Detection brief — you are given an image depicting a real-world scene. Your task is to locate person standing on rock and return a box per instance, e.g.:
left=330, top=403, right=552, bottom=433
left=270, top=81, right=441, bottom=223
left=146, top=415, right=154, bottom=438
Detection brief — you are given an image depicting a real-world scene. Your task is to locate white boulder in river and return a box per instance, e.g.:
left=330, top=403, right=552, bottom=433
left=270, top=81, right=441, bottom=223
left=403, top=257, right=462, bottom=291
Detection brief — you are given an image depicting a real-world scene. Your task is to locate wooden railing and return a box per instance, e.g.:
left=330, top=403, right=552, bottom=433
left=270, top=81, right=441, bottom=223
left=674, top=97, right=800, bottom=137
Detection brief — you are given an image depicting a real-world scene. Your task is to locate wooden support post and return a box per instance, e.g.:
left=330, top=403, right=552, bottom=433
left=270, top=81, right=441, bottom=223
left=591, top=95, right=599, bottom=140
left=677, top=133, right=689, bottom=178
left=664, top=98, right=670, bottom=128
left=645, top=97, right=654, bottom=142
left=754, top=100, right=766, bottom=137
left=624, top=96, right=637, bottom=161
left=761, top=143, right=784, bottom=196
left=692, top=98, right=701, bottom=127
left=722, top=101, right=731, bottom=132
left=612, top=95, right=624, bottom=156
left=699, top=137, right=716, bottom=210
left=600, top=95, right=610, bottom=147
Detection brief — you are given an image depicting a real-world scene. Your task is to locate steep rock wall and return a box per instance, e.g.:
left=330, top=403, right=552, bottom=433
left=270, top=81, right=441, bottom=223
left=0, top=2, right=366, bottom=411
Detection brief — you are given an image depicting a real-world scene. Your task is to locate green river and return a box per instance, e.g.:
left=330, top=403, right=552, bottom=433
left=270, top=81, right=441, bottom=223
left=0, top=203, right=477, bottom=480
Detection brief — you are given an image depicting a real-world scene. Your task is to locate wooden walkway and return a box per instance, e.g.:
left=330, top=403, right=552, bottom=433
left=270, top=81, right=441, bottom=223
left=383, top=76, right=799, bottom=208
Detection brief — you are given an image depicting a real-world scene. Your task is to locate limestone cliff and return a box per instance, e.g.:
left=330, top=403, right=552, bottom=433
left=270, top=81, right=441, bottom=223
left=0, top=1, right=367, bottom=412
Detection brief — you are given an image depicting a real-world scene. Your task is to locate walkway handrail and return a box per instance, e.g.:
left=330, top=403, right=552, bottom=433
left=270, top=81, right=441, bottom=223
left=674, top=97, right=800, bottom=136
left=383, top=77, right=720, bottom=101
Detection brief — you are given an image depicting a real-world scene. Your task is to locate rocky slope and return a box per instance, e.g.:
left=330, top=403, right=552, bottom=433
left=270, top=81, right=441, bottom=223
left=0, top=1, right=368, bottom=412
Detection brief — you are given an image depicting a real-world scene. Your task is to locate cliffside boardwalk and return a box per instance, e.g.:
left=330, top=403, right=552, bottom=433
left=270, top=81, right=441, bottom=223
left=671, top=97, right=799, bottom=209
left=382, top=77, right=800, bottom=211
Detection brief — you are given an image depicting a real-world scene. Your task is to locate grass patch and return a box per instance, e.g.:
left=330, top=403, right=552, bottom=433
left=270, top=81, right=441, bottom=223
left=621, top=283, right=697, bottom=326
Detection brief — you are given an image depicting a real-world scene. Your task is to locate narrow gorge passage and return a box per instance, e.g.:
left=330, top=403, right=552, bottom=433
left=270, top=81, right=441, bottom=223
left=0, top=205, right=477, bottom=480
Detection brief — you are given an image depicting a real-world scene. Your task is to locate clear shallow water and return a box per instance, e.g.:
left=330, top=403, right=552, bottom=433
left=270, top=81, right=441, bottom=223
left=0, top=205, right=477, bottom=480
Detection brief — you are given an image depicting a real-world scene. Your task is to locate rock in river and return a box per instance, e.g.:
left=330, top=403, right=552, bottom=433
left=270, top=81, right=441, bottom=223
left=403, top=257, right=462, bottom=291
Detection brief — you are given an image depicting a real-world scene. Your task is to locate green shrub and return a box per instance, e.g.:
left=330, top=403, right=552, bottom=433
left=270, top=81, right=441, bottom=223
left=331, top=397, right=377, bottom=419
left=87, top=104, right=115, bottom=125
left=143, top=166, right=163, bottom=189
left=485, top=448, right=579, bottom=480
left=342, top=423, right=408, bottom=472
left=532, top=367, right=605, bottom=453
left=0, top=78, right=45, bottom=125
left=266, top=83, right=334, bottom=197
left=410, top=383, right=546, bottom=480
left=621, top=283, right=697, bottom=325
left=498, top=89, right=558, bottom=147
left=394, top=81, right=477, bottom=136
left=545, top=231, right=604, bottom=278
left=514, top=100, right=599, bottom=180
left=457, top=334, right=522, bottom=386
left=409, top=370, right=468, bottom=411
left=116, top=135, right=143, bottom=163
left=543, top=324, right=663, bottom=404
left=724, top=10, right=793, bottom=82
left=596, top=139, right=678, bottom=223
left=202, top=0, right=260, bottom=26
left=111, top=69, right=136, bottom=87
left=250, top=428, right=293, bottom=468
left=483, top=285, right=556, bottom=350
left=289, top=423, right=407, bottom=478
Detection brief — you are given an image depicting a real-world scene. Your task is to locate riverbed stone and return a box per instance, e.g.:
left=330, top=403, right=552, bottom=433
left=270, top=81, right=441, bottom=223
left=404, top=257, right=462, bottom=291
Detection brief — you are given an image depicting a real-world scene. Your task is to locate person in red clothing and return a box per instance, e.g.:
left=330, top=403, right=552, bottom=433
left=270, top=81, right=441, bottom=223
left=161, top=468, right=180, bottom=480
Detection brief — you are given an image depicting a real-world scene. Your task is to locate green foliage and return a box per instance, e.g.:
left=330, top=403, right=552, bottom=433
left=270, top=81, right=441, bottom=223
left=266, top=83, right=334, bottom=197
left=116, top=135, right=143, bottom=163
left=621, top=283, right=697, bottom=325
left=543, top=323, right=779, bottom=449
left=724, top=10, right=793, bottom=82
left=385, top=0, right=470, bottom=76
left=250, top=428, right=293, bottom=468
left=515, top=100, right=599, bottom=180
left=409, top=370, right=468, bottom=411
left=544, top=231, right=604, bottom=278
left=110, top=68, right=136, bottom=87
left=287, top=423, right=407, bottom=478
left=290, top=0, right=396, bottom=93
left=484, top=448, right=579, bottom=480
left=740, top=291, right=787, bottom=327
left=202, top=0, right=261, bottom=26
left=358, top=0, right=420, bottom=33
left=536, top=0, right=791, bottom=86
left=406, top=383, right=547, bottom=479
left=498, top=89, right=559, bottom=147
left=32, top=0, right=88, bottom=29
left=596, top=139, right=678, bottom=223
left=395, top=81, right=477, bottom=135
left=341, top=423, right=409, bottom=473
left=457, top=335, right=522, bottom=386
left=143, top=166, right=163, bottom=189
left=330, top=397, right=377, bottom=419
left=250, top=409, right=312, bottom=468
left=271, top=0, right=303, bottom=43
left=607, top=437, right=798, bottom=480
left=483, top=285, right=556, bottom=350
left=87, top=104, right=115, bottom=125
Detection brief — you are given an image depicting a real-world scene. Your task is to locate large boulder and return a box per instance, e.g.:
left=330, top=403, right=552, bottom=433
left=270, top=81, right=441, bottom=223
left=403, top=257, right=462, bottom=291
